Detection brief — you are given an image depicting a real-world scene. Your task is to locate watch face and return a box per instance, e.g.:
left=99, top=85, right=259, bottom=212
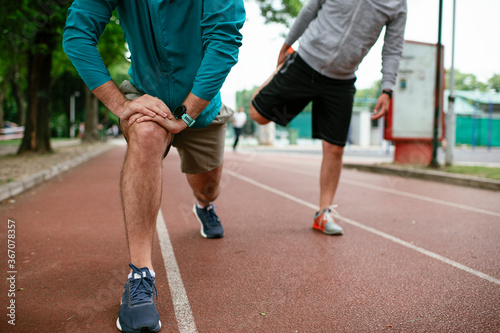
left=174, top=105, right=186, bottom=119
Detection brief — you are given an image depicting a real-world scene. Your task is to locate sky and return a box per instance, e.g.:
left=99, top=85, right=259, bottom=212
left=220, top=0, right=500, bottom=109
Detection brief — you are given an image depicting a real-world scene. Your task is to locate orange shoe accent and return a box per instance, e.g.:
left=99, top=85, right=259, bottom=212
left=312, top=207, right=344, bottom=235
left=313, top=211, right=333, bottom=232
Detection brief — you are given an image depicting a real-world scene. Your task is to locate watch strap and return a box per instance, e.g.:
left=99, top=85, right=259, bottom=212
left=181, top=113, right=196, bottom=127
left=382, top=89, right=393, bottom=99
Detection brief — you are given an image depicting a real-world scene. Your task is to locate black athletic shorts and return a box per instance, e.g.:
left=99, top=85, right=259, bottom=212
left=252, top=52, right=356, bottom=147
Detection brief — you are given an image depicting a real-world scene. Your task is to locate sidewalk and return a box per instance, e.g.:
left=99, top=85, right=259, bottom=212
left=231, top=137, right=500, bottom=191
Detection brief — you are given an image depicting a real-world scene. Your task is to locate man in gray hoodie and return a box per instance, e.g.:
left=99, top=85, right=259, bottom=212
left=250, top=0, right=407, bottom=235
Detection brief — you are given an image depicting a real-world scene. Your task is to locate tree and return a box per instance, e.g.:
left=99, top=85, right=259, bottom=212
left=446, top=69, right=487, bottom=92
left=354, top=80, right=381, bottom=110
left=0, top=3, right=27, bottom=130
left=2, top=0, right=73, bottom=154
left=80, top=11, right=128, bottom=143
left=255, top=0, right=304, bottom=27
left=488, top=74, right=500, bottom=93
left=235, top=87, right=258, bottom=135
left=0, top=68, right=13, bottom=130
left=1, top=1, right=128, bottom=152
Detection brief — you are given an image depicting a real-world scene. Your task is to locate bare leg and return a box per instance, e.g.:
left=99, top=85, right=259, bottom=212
left=186, top=164, right=223, bottom=207
left=319, top=140, right=344, bottom=211
left=120, top=121, right=170, bottom=270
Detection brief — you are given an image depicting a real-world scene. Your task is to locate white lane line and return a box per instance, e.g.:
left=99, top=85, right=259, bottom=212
left=224, top=169, right=500, bottom=286
left=156, top=209, right=198, bottom=333
left=257, top=162, right=500, bottom=218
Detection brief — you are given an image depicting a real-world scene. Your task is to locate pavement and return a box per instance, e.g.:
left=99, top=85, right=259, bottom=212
left=243, top=138, right=500, bottom=191
left=1, top=138, right=499, bottom=332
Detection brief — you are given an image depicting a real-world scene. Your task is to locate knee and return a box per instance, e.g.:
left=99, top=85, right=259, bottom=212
left=249, top=102, right=270, bottom=125
left=127, top=121, right=169, bottom=156
left=323, top=141, right=344, bottom=159
left=196, top=183, right=220, bottom=203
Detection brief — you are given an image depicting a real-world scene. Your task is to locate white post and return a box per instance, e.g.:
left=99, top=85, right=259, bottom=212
left=445, top=0, right=457, bottom=166
left=359, top=110, right=371, bottom=147
left=257, top=123, right=275, bottom=146
left=69, top=91, right=80, bottom=139
left=70, top=95, right=75, bottom=138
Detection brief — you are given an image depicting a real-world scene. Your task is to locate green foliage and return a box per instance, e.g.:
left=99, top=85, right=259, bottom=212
left=235, top=87, right=258, bottom=113
left=1, top=0, right=72, bottom=55
left=354, top=80, right=381, bottom=109
left=446, top=69, right=488, bottom=92
left=49, top=9, right=129, bottom=136
left=1, top=2, right=128, bottom=139
left=488, top=74, right=500, bottom=92
left=98, top=11, right=128, bottom=68
left=255, top=0, right=304, bottom=27
left=235, top=87, right=257, bottom=134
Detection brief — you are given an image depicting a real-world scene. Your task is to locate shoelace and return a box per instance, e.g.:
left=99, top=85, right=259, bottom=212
left=204, top=205, right=221, bottom=227
left=319, top=205, right=339, bottom=225
left=129, top=267, right=158, bottom=305
left=327, top=204, right=339, bottom=217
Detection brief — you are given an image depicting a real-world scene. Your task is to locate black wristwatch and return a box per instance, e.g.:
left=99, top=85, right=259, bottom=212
left=382, top=89, right=393, bottom=99
left=173, top=105, right=196, bottom=127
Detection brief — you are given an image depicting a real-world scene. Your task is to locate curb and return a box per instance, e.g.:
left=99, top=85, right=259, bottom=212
left=343, top=163, right=500, bottom=192
left=0, top=143, right=115, bottom=202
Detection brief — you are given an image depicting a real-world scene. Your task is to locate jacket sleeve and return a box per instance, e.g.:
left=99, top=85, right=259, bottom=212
left=62, top=0, right=119, bottom=90
left=380, top=6, right=407, bottom=91
left=191, top=0, right=246, bottom=102
left=285, top=0, right=325, bottom=46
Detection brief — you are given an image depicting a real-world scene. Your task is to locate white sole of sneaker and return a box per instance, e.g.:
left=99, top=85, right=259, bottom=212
left=192, top=205, right=208, bottom=238
left=116, top=317, right=161, bottom=332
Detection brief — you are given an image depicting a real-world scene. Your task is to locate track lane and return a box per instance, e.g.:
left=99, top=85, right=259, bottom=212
left=224, top=151, right=500, bottom=278
left=161, top=150, right=500, bottom=332
left=1, top=146, right=499, bottom=332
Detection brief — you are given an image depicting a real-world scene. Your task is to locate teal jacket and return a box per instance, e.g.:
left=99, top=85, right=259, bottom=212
left=63, top=0, right=245, bottom=128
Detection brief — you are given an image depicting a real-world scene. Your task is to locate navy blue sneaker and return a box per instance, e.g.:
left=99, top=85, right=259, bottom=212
left=117, top=263, right=161, bottom=333
left=193, top=203, right=224, bottom=239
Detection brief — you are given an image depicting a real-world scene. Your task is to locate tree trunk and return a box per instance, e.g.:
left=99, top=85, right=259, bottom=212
left=18, top=32, right=54, bottom=155
left=81, top=84, right=100, bottom=142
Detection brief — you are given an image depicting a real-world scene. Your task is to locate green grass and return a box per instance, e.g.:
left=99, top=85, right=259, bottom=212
left=440, top=165, right=500, bottom=181
left=396, top=164, right=500, bottom=181
left=0, top=139, right=21, bottom=146
left=0, top=138, right=78, bottom=146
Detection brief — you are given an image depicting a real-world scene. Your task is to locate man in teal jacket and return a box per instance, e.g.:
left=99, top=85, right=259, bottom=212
left=63, top=1, right=245, bottom=331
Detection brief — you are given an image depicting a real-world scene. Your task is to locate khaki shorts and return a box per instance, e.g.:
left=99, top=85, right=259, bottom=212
left=119, top=80, right=233, bottom=174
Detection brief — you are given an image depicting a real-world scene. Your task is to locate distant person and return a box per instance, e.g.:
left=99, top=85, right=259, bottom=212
left=231, top=107, right=247, bottom=150
left=112, top=124, right=119, bottom=138
left=63, top=1, right=245, bottom=332
left=250, top=0, right=407, bottom=235
left=78, top=122, right=85, bottom=138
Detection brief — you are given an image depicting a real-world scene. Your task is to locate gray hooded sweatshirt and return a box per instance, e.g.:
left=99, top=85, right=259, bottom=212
left=285, top=0, right=407, bottom=91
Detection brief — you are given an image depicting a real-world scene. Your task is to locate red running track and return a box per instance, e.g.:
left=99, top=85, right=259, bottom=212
left=1, top=144, right=499, bottom=332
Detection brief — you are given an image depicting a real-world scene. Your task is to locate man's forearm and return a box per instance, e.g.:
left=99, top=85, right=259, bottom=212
left=92, top=80, right=129, bottom=118
left=182, top=92, right=210, bottom=121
